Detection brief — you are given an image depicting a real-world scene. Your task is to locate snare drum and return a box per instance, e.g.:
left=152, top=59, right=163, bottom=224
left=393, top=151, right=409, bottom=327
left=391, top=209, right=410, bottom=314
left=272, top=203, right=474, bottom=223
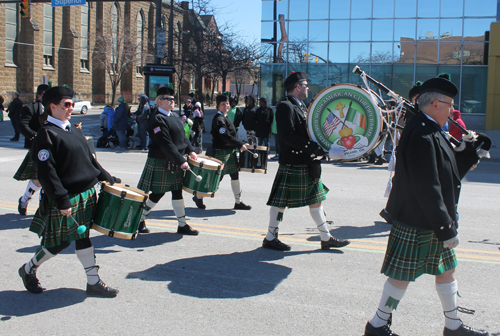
left=306, top=83, right=385, bottom=161
left=182, top=155, right=224, bottom=198
left=92, top=183, right=149, bottom=239
left=238, top=145, right=268, bottom=174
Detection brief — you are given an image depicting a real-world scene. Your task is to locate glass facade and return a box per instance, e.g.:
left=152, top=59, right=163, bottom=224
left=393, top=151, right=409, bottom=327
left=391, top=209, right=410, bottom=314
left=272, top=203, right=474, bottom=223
left=260, top=0, right=498, bottom=113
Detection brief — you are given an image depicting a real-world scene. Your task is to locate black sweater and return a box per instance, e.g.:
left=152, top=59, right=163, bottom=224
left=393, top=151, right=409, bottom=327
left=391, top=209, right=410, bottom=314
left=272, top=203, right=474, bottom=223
left=147, top=110, right=195, bottom=165
left=211, top=112, right=244, bottom=150
left=19, top=100, right=44, bottom=149
left=32, top=123, right=113, bottom=209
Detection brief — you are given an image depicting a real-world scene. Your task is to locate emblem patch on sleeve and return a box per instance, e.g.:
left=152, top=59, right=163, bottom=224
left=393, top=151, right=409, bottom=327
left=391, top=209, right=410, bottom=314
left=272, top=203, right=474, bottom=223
left=219, top=127, right=226, bottom=134
left=154, top=126, right=161, bottom=134
left=38, top=149, right=50, bottom=161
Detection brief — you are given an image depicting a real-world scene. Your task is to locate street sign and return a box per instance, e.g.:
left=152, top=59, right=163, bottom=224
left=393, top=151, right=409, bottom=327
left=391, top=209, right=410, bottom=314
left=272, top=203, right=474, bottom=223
left=51, top=0, right=85, bottom=7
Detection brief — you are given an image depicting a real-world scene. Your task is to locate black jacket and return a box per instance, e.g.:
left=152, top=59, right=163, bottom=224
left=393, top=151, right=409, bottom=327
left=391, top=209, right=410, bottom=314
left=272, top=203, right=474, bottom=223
left=255, top=106, right=274, bottom=138
left=211, top=112, right=244, bottom=150
left=386, top=111, right=479, bottom=241
left=7, top=97, right=23, bottom=119
left=18, top=100, right=44, bottom=149
left=276, top=96, right=321, bottom=165
left=242, top=105, right=258, bottom=131
left=147, top=109, right=194, bottom=165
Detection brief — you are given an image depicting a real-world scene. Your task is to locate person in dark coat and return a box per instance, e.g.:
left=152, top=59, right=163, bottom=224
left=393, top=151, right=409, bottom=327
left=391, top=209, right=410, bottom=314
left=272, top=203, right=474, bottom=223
left=7, top=91, right=24, bottom=141
left=134, top=94, right=150, bottom=150
left=18, top=86, right=120, bottom=297
left=136, top=86, right=199, bottom=235
left=263, top=71, right=350, bottom=251
left=113, top=96, right=129, bottom=149
left=242, top=95, right=258, bottom=144
left=255, top=97, right=274, bottom=147
left=15, top=84, right=51, bottom=215
left=192, top=94, right=251, bottom=211
left=364, top=77, right=487, bottom=336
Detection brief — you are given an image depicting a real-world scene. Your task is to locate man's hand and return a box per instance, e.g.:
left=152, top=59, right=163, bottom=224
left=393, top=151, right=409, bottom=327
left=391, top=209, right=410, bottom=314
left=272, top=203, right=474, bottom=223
left=443, top=235, right=459, bottom=249
left=60, top=208, right=72, bottom=217
left=189, top=152, right=197, bottom=161
left=180, top=162, right=190, bottom=170
left=240, top=145, right=247, bottom=152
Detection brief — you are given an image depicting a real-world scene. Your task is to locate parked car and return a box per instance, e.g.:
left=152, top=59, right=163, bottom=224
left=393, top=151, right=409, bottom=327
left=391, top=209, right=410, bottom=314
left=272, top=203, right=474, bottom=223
left=72, top=99, right=92, bottom=114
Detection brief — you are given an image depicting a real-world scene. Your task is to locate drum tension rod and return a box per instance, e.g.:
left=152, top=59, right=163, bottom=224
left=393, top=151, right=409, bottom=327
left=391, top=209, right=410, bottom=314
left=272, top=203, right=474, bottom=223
left=108, top=190, right=127, bottom=238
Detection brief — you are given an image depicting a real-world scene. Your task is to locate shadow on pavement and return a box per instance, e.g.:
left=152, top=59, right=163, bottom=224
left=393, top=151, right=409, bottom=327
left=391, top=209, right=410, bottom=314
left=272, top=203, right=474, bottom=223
left=0, top=213, right=34, bottom=231
left=127, top=248, right=341, bottom=299
left=0, top=288, right=86, bottom=317
left=151, top=208, right=236, bottom=219
left=305, top=221, right=392, bottom=241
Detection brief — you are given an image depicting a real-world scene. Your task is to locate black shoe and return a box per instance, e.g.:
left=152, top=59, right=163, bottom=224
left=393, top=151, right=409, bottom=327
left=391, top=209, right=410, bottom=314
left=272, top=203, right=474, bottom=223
left=234, top=202, right=251, bottom=210
left=262, top=237, right=291, bottom=251
left=192, top=196, right=206, bottom=209
left=443, top=325, right=489, bottom=336
left=321, top=236, right=351, bottom=250
left=375, top=156, right=388, bottom=165
left=379, top=209, right=393, bottom=223
left=364, top=321, right=399, bottom=336
left=18, top=264, right=43, bottom=294
left=177, top=224, right=199, bottom=235
left=86, top=279, right=119, bottom=297
left=367, top=153, right=377, bottom=163
left=138, top=220, right=150, bottom=233
left=10, top=137, right=19, bottom=141
left=18, top=197, right=28, bottom=216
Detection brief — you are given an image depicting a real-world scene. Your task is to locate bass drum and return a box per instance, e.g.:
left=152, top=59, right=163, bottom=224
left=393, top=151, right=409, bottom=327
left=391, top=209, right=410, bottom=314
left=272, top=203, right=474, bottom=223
left=306, top=83, right=385, bottom=161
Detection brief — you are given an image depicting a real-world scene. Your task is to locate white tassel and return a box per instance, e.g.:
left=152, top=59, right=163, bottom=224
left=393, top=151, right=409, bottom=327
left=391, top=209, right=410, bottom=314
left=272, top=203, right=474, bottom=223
left=384, top=180, right=392, bottom=198
left=477, top=149, right=491, bottom=159
left=388, top=154, right=396, bottom=171
left=328, top=146, right=345, bottom=160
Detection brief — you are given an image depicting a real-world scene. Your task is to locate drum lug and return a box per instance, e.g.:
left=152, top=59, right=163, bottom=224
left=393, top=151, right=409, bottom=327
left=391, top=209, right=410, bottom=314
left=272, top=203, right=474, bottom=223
left=108, top=229, right=115, bottom=237
left=131, top=232, right=137, bottom=240
left=210, top=192, right=215, bottom=198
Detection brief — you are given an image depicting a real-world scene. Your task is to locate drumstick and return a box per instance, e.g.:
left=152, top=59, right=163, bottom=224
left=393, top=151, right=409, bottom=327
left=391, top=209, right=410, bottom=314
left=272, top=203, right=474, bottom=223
left=188, top=169, right=203, bottom=182
left=67, top=213, right=87, bottom=234
left=246, top=149, right=259, bottom=159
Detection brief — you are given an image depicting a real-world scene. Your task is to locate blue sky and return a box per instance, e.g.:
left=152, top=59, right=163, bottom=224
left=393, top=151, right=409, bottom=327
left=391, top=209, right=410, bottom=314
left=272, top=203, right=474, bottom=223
left=211, top=0, right=261, bottom=42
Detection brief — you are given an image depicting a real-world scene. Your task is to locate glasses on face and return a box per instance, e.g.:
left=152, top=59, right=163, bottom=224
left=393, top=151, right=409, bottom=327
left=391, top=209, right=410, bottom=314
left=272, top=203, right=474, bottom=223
left=437, top=100, right=454, bottom=109
left=298, top=83, right=309, bottom=88
left=60, top=101, right=75, bottom=109
left=160, top=96, right=175, bottom=101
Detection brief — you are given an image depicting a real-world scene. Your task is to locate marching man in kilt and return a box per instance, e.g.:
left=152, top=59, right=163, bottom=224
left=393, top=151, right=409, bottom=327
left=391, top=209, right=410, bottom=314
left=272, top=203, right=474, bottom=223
left=19, top=86, right=120, bottom=297
left=364, top=78, right=488, bottom=336
left=192, top=94, right=252, bottom=211
left=263, top=71, right=350, bottom=251
left=136, top=86, right=199, bottom=235
left=14, top=84, right=50, bottom=215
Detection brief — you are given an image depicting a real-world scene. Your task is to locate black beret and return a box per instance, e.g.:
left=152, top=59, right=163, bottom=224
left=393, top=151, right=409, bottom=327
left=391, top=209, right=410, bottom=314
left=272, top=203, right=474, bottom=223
left=284, top=71, right=308, bottom=90
left=408, top=81, right=422, bottom=101
left=42, top=86, right=74, bottom=106
left=36, top=84, right=51, bottom=95
left=419, top=77, right=458, bottom=98
left=216, top=94, right=230, bottom=106
left=157, top=86, right=174, bottom=96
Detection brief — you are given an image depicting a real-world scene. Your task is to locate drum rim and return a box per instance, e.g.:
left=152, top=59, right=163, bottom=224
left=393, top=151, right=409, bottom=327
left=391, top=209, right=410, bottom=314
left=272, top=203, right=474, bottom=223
left=243, top=145, right=268, bottom=151
left=92, top=223, right=136, bottom=240
left=101, top=182, right=149, bottom=202
left=239, top=168, right=266, bottom=174
left=306, top=83, right=384, bottom=161
left=181, top=186, right=218, bottom=198
left=188, top=154, right=224, bottom=169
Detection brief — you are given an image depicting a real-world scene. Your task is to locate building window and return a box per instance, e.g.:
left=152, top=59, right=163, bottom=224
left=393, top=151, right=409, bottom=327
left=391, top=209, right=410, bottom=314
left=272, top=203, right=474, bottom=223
left=43, top=4, right=54, bottom=68
left=81, top=3, right=89, bottom=70
left=136, top=11, right=144, bottom=75
left=5, top=3, right=17, bottom=65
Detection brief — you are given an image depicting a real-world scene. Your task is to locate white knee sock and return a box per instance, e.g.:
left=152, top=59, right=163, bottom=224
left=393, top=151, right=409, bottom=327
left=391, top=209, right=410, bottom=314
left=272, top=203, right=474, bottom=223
left=172, top=199, right=187, bottom=227
left=231, top=180, right=241, bottom=204
left=370, top=279, right=407, bottom=328
left=436, top=280, right=462, bottom=331
left=25, top=246, right=55, bottom=274
left=309, top=206, right=331, bottom=241
left=21, top=180, right=41, bottom=203
left=266, top=207, right=284, bottom=241
left=76, top=246, right=99, bottom=285
left=140, top=199, right=157, bottom=222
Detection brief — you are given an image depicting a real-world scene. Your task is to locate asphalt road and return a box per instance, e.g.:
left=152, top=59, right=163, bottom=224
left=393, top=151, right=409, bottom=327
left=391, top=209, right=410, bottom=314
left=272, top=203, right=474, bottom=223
left=0, top=108, right=499, bottom=336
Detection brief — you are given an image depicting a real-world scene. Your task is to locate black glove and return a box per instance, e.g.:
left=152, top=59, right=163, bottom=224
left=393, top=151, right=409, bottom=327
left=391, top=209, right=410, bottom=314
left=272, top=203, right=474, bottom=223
left=313, top=145, right=325, bottom=157
left=112, top=176, right=121, bottom=184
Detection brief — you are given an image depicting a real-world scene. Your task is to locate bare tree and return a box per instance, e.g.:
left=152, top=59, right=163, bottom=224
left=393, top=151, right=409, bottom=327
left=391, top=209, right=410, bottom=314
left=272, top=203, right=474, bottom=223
left=93, top=19, right=141, bottom=105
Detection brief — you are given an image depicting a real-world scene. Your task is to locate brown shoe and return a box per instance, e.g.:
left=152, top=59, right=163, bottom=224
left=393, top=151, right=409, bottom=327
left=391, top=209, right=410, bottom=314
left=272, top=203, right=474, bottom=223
left=86, top=279, right=119, bottom=297
left=177, top=224, right=199, bottom=235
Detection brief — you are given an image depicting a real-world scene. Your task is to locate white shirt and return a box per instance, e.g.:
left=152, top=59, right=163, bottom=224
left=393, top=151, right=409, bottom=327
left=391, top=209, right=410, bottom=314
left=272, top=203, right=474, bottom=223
left=158, top=107, right=171, bottom=117
left=47, top=115, right=71, bottom=130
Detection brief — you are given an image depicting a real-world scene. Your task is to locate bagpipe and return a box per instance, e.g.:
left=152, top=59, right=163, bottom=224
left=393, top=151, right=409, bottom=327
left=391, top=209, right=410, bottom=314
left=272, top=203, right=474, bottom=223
left=352, top=66, right=492, bottom=158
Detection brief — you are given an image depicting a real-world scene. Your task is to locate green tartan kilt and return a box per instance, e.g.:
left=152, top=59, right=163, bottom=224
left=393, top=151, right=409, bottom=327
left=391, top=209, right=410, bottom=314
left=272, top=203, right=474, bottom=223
left=381, top=222, right=457, bottom=282
left=137, top=157, right=184, bottom=193
left=13, top=151, right=38, bottom=181
left=212, top=148, right=238, bottom=177
left=30, top=187, right=96, bottom=249
left=266, top=164, right=329, bottom=208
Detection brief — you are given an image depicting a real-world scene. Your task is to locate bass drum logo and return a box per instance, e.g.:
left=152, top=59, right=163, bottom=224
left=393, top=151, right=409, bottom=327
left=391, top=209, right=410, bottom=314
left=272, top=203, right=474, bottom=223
left=307, top=84, right=383, bottom=161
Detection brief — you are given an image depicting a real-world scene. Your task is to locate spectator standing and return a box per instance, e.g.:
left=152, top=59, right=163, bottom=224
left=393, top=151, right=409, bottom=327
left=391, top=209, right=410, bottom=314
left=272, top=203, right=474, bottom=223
left=113, top=96, right=129, bottom=149
left=0, top=94, right=4, bottom=122
left=449, top=110, right=466, bottom=141
left=191, top=102, right=204, bottom=153
left=228, top=95, right=243, bottom=130
left=135, top=94, right=150, bottom=150
left=242, top=95, right=258, bottom=144
left=255, top=97, right=274, bottom=147
left=182, top=99, right=193, bottom=119
left=7, top=91, right=24, bottom=141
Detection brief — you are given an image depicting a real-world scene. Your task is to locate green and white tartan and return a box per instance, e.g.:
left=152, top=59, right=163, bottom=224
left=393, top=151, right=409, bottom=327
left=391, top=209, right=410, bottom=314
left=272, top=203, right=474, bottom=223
left=266, top=164, right=329, bottom=208
left=30, top=187, right=96, bottom=249
left=212, top=148, right=238, bottom=177
left=381, top=221, right=457, bottom=282
left=13, top=151, right=37, bottom=181
left=137, top=157, right=184, bottom=193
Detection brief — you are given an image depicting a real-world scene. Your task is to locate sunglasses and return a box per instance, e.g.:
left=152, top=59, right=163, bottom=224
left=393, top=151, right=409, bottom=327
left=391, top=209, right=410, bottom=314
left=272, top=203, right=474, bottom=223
left=160, top=96, right=175, bottom=101
left=60, top=102, right=75, bottom=109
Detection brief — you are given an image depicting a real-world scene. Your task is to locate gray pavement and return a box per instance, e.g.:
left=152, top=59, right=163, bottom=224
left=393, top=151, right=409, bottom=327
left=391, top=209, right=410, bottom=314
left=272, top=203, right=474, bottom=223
left=0, top=107, right=499, bottom=336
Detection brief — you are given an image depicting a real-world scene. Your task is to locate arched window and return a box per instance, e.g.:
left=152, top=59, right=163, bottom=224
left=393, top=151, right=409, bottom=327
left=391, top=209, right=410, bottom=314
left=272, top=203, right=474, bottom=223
left=43, top=3, right=54, bottom=67
left=80, top=3, right=89, bottom=70
left=136, top=10, right=144, bottom=75
left=5, top=3, right=17, bottom=65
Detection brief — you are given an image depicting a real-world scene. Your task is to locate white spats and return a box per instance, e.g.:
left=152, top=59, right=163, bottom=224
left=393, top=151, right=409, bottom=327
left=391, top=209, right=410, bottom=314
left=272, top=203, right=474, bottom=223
left=76, top=246, right=99, bottom=285
left=370, top=279, right=407, bottom=328
left=309, top=206, right=331, bottom=241
left=266, top=207, right=284, bottom=241
left=231, top=180, right=241, bottom=203
left=436, top=280, right=462, bottom=331
left=172, top=199, right=186, bottom=227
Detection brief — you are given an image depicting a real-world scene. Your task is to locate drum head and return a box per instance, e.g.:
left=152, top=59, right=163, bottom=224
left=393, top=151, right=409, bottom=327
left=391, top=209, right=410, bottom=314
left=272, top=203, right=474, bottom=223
left=307, top=83, right=384, bottom=161
left=188, top=155, right=224, bottom=169
left=102, top=183, right=148, bottom=201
